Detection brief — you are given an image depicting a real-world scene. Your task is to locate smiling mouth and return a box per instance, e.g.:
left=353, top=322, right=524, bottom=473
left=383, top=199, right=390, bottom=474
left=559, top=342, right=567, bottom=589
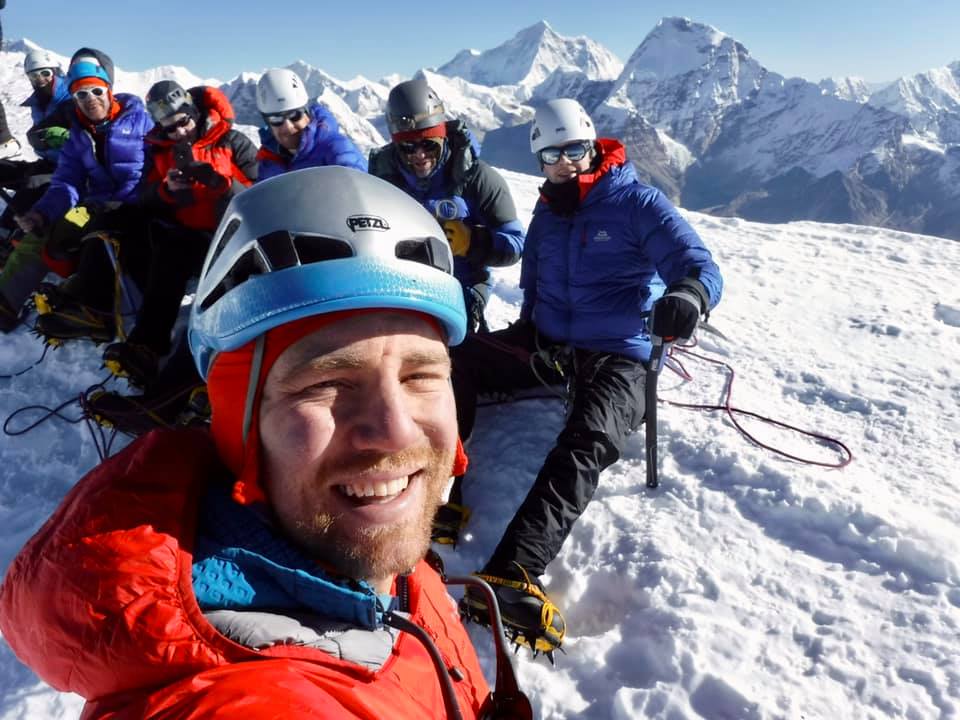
left=337, top=475, right=412, bottom=505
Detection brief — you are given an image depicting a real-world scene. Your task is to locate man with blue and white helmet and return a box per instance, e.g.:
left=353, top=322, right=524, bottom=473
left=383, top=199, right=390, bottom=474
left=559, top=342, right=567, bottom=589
left=1, top=167, right=514, bottom=718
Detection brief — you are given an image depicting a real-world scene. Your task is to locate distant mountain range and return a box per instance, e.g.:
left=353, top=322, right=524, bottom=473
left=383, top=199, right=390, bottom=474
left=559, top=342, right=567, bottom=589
left=3, top=17, right=959, bottom=239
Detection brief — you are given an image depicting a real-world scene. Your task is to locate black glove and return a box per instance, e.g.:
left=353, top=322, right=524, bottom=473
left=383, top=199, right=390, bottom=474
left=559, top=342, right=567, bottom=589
left=183, top=162, right=227, bottom=190
left=651, top=283, right=705, bottom=341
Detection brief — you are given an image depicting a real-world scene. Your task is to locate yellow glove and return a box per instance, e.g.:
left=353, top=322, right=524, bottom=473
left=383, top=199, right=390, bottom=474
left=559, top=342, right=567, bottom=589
left=64, top=205, right=92, bottom=229
left=442, top=220, right=471, bottom=257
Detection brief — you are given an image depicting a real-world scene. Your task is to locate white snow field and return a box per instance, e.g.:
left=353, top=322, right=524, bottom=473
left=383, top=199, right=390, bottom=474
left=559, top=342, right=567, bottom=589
left=0, top=165, right=957, bottom=718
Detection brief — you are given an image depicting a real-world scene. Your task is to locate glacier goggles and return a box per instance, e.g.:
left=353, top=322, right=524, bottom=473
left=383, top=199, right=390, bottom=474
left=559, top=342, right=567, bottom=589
left=263, top=108, right=308, bottom=127
left=160, top=115, right=194, bottom=135
left=538, top=140, right=594, bottom=166
left=397, top=138, right=443, bottom=155
left=72, top=86, right=109, bottom=101
left=27, top=69, right=54, bottom=81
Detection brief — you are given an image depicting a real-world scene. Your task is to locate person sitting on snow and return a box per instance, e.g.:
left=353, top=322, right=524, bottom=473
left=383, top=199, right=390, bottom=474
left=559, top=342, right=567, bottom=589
left=369, top=79, right=525, bottom=338
left=368, top=78, right=526, bottom=544
left=454, top=99, right=723, bottom=658
left=4, top=47, right=152, bottom=341
left=0, top=167, right=517, bottom=719
left=0, top=49, right=72, bottom=244
left=96, top=79, right=257, bottom=388
left=254, top=67, right=366, bottom=179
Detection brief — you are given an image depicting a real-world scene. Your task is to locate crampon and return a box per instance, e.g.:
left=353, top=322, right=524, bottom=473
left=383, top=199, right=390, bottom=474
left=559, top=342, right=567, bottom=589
left=460, top=562, right=566, bottom=663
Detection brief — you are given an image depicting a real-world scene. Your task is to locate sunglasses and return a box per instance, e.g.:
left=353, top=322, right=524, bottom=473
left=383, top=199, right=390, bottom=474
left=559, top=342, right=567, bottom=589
left=538, top=141, right=593, bottom=165
left=161, top=115, right=193, bottom=135
left=27, top=69, right=54, bottom=80
left=263, top=108, right=308, bottom=127
left=397, top=138, right=442, bottom=155
left=73, top=86, right=108, bottom=101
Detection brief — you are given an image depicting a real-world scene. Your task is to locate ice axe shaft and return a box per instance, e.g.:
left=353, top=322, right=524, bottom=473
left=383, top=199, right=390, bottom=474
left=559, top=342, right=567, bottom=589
left=645, top=335, right=673, bottom=489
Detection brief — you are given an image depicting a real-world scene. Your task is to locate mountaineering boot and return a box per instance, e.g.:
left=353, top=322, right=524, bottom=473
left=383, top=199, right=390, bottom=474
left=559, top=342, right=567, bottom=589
left=83, top=387, right=182, bottom=436
left=34, top=299, right=114, bottom=344
left=460, top=562, right=566, bottom=658
left=82, top=379, right=210, bottom=437
left=102, top=342, right=160, bottom=387
left=430, top=501, right=471, bottom=546
left=32, top=278, right=82, bottom=316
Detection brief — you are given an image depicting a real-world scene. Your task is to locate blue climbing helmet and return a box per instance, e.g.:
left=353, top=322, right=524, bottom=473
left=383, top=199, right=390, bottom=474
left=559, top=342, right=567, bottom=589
left=188, top=166, right=467, bottom=379
left=66, top=47, right=114, bottom=91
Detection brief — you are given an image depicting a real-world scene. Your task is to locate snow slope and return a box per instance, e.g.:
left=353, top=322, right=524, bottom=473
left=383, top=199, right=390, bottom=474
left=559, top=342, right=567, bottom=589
left=1, top=37, right=959, bottom=717
left=1, top=156, right=958, bottom=717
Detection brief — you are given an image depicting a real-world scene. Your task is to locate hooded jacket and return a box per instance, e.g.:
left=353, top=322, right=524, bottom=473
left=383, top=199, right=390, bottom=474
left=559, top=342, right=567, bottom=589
left=142, top=86, right=258, bottom=231
left=256, top=102, right=367, bottom=180
left=21, top=74, right=72, bottom=163
left=0, top=429, right=491, bottom=719
left=369, top=119, right=525, bottom=293
left=31, top=93, right=153, bottom=222
left=521, top=138, right=723, bottom=362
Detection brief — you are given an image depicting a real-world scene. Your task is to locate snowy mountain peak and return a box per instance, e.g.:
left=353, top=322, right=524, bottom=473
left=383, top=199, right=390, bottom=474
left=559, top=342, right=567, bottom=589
left=435, top=20, right=622, bottom=88
left=596, top=17, right=766, bottom=155
left=819, top=76, right=874, bottom=103
left=867, top=61, right=960, bottom=141
left=625, top=16, right=753, bottom=81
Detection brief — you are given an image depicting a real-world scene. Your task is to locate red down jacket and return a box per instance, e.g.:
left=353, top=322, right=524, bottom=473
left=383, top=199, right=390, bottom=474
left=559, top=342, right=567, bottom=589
left=142, top=86, right=257, bottom=231
left=0, top=429, right=490, bottom=719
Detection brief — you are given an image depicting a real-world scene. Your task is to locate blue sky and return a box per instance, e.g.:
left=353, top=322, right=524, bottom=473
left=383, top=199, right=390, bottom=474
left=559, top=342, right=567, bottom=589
left=5, top=1, right=959, bottom=84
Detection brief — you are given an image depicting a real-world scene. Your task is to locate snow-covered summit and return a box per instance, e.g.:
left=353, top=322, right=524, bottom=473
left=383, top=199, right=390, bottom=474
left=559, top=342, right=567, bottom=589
left=819, top=76, right=875, bottom=103
left=596, top=17, right=767, bottom=155
left=435, top=20, right=622, bottom=89
left=867, top=61, right=960, bottom=143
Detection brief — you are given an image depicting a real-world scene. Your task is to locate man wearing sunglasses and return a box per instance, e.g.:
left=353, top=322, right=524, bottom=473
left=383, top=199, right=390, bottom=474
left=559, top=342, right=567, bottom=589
left=370, top=80, right=524, bottom=338
left=255, top=68, right=366, bottom=180
left=0, top=50, right=73, bottom=331
left=1, top=48, right=152, bottom=340
left=89, top=80, right=258, bottom=388
left=454, top=99, right=723, bottom=656
left=369, top=79, right=525, bottom=545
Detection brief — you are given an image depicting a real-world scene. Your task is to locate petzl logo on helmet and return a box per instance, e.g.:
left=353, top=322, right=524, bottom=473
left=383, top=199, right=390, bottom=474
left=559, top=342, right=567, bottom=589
left=346, top=215, right=390, bottom=232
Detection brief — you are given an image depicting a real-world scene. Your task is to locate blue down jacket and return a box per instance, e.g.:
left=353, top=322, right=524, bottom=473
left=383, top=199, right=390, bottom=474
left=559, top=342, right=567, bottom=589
left=21, top=74, right=72, bottom=163
left=521, top=139, right=722, bottom=362
left=32, top=93, right=153, bottom=222
left=256, top=103, right=367, bottom=180
left=368, top=120, right=525, bottom=303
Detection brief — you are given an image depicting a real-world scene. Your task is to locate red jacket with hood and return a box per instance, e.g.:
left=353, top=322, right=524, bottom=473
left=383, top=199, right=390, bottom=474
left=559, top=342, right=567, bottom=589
left=142, top=86, right=258, bottom=231
left=0, top=429, right=490, bottom=719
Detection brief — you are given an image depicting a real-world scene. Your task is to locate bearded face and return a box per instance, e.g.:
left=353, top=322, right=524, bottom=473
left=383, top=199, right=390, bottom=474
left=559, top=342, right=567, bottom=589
left=257, top=312, right=457, bottom=590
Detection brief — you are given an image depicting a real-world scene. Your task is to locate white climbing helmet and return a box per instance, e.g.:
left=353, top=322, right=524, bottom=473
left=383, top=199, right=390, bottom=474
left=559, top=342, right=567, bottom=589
left=256, top=68, right=310, bottom=115
left=529, top=98, right=596, bottom=153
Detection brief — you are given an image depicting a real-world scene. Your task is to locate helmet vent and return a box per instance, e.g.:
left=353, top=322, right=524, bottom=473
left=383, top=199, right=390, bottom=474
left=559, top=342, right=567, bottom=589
left=396, top=237, right=452, bottom=274
left=207, top=217, right=243, bottom=272
left=294, top=235, right=354, bottom=264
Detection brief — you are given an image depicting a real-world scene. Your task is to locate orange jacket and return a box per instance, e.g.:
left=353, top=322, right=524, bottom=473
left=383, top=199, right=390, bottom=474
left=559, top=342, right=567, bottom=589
left=143, top=86, right=257, bottom=231
left=0, top=429, right=490, bottom=719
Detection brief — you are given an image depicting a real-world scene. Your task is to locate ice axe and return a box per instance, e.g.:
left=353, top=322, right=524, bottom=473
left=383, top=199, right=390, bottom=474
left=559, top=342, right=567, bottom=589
left=645, top=333, right=673, bottom=489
